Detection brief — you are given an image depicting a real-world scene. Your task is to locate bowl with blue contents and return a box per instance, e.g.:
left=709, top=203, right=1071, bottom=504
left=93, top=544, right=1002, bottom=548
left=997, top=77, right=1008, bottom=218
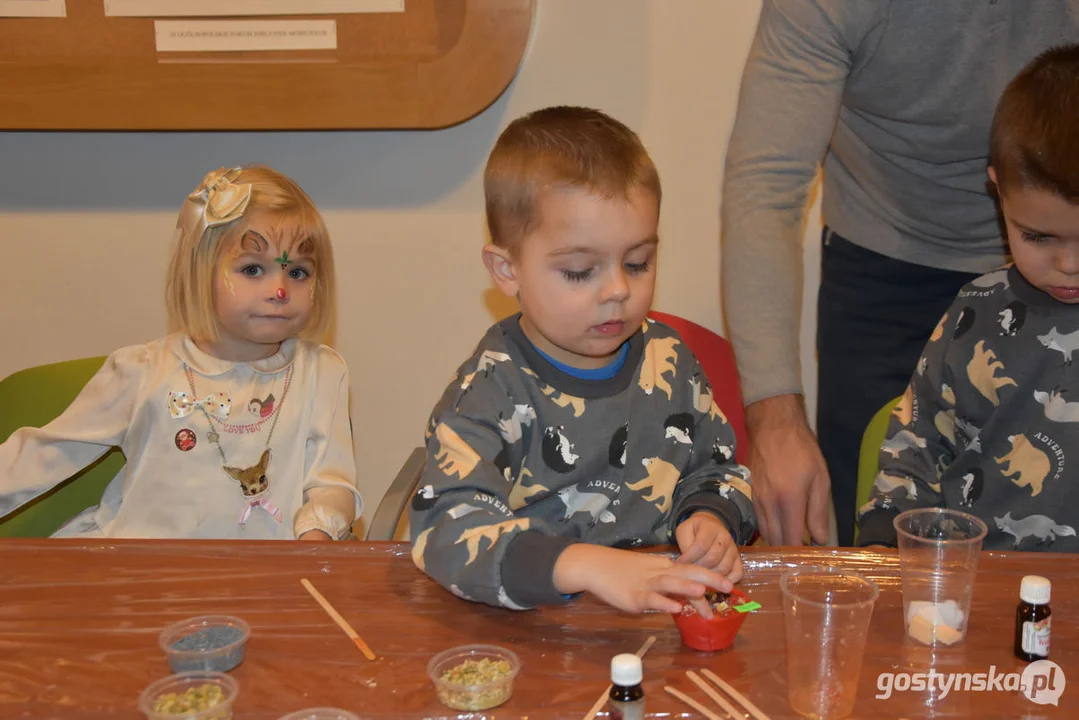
left=160, top=615, right=250, bottom=673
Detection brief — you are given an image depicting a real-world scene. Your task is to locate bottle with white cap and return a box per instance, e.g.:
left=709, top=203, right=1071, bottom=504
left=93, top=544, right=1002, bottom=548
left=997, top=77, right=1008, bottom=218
left=1014, top=575, right=1051, bottom=662
left=607, top=653, right=645, bottom=720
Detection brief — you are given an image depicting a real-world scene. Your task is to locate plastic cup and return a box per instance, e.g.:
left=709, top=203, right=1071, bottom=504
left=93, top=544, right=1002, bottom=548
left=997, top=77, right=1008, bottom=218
left=781, top=566, right=879, bottom=720
left=138, top=671, right=238, bottom=720
left=671, top=588, right=751, bottom=651
left=894, top=508, right=987, bottom=646
left=160, top=615, right=250, bottom=673
left=428, top=644, right=520, bottom=711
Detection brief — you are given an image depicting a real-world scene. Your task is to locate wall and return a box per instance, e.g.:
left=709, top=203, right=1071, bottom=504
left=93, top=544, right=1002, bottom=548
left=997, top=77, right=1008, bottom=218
left=0, top=0, right=823, bottom=533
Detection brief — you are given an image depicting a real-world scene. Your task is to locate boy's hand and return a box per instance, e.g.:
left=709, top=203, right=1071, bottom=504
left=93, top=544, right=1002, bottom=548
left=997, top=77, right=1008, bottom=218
left=674, top=511, right=743, bottom=583
left=299, top=529, right=332, bottom=541
left=552, top=544, right=733, bottom=616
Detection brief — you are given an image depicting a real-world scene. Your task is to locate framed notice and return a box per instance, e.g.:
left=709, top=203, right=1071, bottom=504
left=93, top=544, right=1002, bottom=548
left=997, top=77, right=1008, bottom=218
left=0, top=0, right=532, bottom=130
left=154, top=19, right=337, bottom=52
left=105, top=0, right=402, bottom=16
left=0, top=0, right=65, bottom=17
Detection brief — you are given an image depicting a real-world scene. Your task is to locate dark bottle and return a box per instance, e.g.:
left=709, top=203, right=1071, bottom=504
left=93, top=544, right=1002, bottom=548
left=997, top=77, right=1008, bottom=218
left=608, top=653, right=645, bottom=720
left=1014, top=574, right=1051, bottom=662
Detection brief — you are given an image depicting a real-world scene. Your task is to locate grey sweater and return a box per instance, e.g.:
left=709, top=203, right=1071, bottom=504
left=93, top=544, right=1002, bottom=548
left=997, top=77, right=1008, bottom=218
left=722, top=0, right=1079, bottom=404
left=859, top=266, right=1079, bottom=551
left=409, top=317, right=756, bottom=609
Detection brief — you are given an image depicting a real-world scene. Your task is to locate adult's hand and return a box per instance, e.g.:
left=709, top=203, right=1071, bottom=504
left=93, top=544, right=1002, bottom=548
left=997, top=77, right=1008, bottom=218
left=745, top=394, right=831, bottom=545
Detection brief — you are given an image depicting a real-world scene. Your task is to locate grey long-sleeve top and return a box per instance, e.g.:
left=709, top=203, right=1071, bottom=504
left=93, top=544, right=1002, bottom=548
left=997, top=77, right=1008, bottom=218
left=722, top=0, right=1079, bottom=404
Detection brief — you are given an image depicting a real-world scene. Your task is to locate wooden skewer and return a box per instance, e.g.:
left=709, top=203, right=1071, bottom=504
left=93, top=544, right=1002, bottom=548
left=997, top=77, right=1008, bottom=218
left=581, top=635, right=657, bottom=720
left=687, top=670, right=742, bottom=719
left=700, top=668, right=771, bottom=720
left=300, top=577, right=377, bottom=661
left=664, top=686, right=725, bottom=720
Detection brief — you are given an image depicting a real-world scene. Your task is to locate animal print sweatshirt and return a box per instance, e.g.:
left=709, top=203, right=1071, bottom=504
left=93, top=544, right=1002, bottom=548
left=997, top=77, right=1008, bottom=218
left=859, top=265, right=1079, bottom=551
left=409, top=316, right=756, bottom=609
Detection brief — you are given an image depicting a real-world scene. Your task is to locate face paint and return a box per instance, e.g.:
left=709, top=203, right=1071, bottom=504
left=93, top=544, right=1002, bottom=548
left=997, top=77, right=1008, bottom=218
left=222, top=268, right=237, bottom=296
left=276, top=287, right=287, bottom=300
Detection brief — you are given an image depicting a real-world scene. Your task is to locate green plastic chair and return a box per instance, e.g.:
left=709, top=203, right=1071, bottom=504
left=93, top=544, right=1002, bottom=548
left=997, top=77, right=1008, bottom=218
left=855, top=395, right=902, bottom=543
left=0, top=357, right=125, bottom=537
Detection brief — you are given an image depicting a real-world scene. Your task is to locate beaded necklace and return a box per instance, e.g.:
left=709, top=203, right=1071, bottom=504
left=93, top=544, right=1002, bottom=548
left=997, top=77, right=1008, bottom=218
left=183, top=363, right=294, bottom=500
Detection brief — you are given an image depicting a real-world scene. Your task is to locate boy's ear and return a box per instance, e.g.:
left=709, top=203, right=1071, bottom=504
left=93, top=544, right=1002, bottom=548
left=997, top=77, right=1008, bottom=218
left=987, top=165, right=999, bottom=189
left=482, top=244, right=520, bottom=297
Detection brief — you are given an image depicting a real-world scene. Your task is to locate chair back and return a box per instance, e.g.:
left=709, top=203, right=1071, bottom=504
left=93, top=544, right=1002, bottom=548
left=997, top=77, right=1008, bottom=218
left=0, top=357, right=124, bottom=537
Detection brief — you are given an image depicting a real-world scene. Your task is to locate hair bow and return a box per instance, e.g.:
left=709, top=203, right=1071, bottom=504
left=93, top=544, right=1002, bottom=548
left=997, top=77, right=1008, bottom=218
left=176, top=167, right=253, bottom=245
left=167, top=390, right=233, bottom=422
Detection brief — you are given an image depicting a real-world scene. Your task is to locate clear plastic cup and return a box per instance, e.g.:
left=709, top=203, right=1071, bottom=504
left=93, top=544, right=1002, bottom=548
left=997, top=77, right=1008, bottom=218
left=138, top=671, right=238, bottom=720
left=427, top=644, right=520, bottom=711
left=894, top=508, right=987, bottom=646
left=160, top=615, right=250, bottom=673
left=781, top=566, right=879, bottom=720
left=277, top=710, right=360, bottom=720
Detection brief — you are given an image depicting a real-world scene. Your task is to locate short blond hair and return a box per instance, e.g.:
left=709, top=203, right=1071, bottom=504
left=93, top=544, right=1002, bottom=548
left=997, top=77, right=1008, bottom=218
left=484, top=106, right=661, bottom=252
left=165, top=165, right=336, bottom=344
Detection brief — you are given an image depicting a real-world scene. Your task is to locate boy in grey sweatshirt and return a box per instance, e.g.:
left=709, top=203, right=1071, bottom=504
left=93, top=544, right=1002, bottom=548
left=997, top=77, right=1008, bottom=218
left=410, top=107, right=756, bottom=611
left=859, top=46, right=1079, bottom=550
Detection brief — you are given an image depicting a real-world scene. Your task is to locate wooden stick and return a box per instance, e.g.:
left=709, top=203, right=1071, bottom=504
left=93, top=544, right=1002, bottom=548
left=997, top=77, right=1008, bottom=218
left=664, top=686, right=725, bottom=720
left=581, top=635, right=656, bottom=720
left=300, top=577, right=376, bottom=661
left=700, top=669, right=771, bottom=720
left=687, top=670, right=742, bottom=718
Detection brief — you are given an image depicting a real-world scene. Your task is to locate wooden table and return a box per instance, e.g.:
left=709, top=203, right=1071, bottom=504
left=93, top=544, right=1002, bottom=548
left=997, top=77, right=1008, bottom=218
left=0, top=541, right=1075, bottom=718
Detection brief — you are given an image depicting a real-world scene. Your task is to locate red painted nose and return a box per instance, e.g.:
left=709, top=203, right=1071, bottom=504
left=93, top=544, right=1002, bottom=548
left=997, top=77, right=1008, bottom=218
left=276, top=288, right=287, bottom=300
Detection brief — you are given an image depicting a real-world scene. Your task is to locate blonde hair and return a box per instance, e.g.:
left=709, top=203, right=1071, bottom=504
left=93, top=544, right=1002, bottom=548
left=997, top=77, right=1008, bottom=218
left=484, top=106, right=662, bottom=252
left=165, top=165, right=336, bottom=344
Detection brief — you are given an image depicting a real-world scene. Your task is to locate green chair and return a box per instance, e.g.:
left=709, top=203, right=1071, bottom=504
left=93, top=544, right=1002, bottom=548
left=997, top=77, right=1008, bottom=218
left=0, top=357, right=125, bottom=537
left=854, top=395, right=902, bottom=542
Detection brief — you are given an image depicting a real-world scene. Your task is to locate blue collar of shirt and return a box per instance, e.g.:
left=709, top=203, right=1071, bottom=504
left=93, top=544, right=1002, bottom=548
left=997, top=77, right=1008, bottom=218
left=530, top=340, right=630, bottom=381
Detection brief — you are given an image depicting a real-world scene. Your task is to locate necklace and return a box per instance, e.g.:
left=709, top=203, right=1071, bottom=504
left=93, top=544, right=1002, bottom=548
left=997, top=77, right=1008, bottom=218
left=183, top=364, right=294, bottom=522
left=183, top=364, right=290, bottom=435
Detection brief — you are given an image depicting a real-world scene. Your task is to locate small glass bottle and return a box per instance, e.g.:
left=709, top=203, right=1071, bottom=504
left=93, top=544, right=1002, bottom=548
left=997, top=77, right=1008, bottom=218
left=607, top=653, right=645, bottom=720
left=1014, top=575, right=1051, bottom=662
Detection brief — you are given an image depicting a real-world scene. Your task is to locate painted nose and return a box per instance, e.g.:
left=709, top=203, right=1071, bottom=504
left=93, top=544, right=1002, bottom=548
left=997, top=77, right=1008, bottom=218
left=275, top=287, right=288, bottom=301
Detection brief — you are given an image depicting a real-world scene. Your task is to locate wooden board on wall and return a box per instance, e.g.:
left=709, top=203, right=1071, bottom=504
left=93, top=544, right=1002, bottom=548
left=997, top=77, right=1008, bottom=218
left=0, top=0, right=532, bottom=130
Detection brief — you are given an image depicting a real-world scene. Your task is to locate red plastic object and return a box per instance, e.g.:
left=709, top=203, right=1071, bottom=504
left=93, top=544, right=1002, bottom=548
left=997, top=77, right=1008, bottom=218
left=672, top=588, right=751, bottom=652
left=647, top=312, right=748, bottom=464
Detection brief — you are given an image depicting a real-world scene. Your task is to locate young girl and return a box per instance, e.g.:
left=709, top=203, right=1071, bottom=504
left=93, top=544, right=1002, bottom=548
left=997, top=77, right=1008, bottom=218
left=0, top=166, right=361, bottom=540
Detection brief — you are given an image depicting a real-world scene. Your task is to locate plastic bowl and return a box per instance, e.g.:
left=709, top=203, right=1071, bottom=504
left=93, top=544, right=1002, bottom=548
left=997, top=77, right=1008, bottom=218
left=160, top=615, right=250, bottom=673
left=138, top=670, right=239, bottom=720
left=427, top=644, right=521, bottom=711
left=672, top=588, right=751, bottom=652
left=277, top=710, right=360, bottom=720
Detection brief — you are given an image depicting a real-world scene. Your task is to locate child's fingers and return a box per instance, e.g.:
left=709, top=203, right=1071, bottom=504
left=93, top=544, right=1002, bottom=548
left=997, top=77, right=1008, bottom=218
left=673, top=522, right=701, bottom=563
left=726, top=551, right=744, bottom=584
left=677, top=536, right=709, bottom=565
left=651, top=573, right=707, bottom=601
left=687, top=594, right=714, bottom=619
left=664, top=563, right=734, bottom=594
left=644, top=591, right=686, bottom=615
left=694, top=543, right=729, bottom=571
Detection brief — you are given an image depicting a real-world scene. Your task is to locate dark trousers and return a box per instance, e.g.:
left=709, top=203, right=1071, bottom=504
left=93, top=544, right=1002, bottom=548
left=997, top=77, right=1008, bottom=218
left=817, top=230, right=981, bottom=546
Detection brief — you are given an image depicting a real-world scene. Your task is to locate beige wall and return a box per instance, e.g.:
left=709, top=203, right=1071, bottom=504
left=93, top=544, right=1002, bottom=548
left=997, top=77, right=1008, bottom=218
left=0, top=0, right=823, bottom=532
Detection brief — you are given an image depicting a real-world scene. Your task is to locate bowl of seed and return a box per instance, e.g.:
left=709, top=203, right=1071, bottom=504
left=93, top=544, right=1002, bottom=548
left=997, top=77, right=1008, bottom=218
left=427, top=644, right=520, bottom=711
left=138, top=670, right=238, bottom=720
left=160, top=615, right=250, bottom=673
left=277, top=710, right=361, bottom=720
